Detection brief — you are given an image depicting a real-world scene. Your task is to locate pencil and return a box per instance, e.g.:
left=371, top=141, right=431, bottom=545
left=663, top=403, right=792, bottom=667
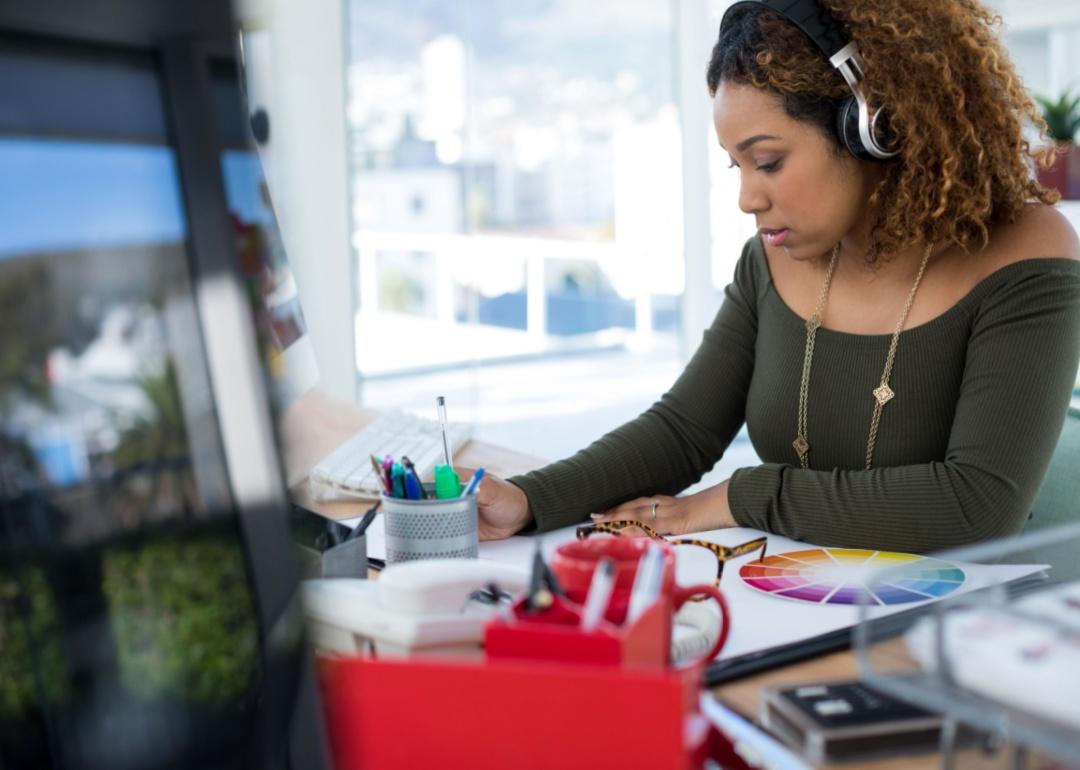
left=370, top=454, right=389, bottom=494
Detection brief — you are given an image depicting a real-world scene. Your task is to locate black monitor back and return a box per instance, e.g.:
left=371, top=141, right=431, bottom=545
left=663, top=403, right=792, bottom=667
left=0, top=1, right=330, bottom=768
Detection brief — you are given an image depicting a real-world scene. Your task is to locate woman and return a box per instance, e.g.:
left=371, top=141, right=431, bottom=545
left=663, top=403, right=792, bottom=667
left=475, top=0, right=1080, bottom=553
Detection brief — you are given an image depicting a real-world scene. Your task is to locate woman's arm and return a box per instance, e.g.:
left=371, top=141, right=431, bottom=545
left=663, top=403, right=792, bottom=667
left=502, top=238, right=764, bottom=534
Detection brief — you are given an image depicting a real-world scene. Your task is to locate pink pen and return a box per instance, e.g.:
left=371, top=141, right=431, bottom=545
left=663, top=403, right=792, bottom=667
left=381, top=454, right=394, bottom=495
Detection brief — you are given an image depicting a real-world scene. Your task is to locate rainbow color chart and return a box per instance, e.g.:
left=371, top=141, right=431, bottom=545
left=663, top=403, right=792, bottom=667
left=739, top=548, right=966, bottom=606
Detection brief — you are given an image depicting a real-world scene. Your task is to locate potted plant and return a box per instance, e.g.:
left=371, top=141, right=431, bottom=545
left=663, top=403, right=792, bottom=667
left=1034, top=87, right=1080, bottom=199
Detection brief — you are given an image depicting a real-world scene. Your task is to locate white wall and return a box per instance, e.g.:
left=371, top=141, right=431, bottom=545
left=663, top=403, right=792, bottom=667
left=675, top=0, right=715, bottom=362
left=235, top=0, right=357, bottom=404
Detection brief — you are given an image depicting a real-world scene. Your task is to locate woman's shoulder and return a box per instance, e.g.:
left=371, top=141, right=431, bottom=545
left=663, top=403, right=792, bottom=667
left=916, top=206, right=1080, bottom=325
left=977, top=203, right=1080, bottom=280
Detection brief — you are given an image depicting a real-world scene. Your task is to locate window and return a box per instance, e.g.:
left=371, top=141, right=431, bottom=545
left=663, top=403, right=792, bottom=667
left=344, top=0, right=688, bottom=461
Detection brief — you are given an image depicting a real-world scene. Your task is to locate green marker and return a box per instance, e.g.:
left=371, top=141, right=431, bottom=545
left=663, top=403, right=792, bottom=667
left=434, top=464, right=462, bottom=499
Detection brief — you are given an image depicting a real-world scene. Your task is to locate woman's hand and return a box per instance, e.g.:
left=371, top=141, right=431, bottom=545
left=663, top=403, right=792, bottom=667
left=458, top=468, right=534, bottom=541
left=589, top=480, right=736, bottom=536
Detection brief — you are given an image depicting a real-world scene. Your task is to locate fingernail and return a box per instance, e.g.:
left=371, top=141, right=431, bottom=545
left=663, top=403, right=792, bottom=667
left=590, top=513, right=602, bottom=520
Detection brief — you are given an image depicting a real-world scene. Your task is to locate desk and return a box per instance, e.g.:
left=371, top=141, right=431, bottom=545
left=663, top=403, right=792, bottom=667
left=281, top=389, right=542, bottom=516
left=281, top=389, right=961, bottom=770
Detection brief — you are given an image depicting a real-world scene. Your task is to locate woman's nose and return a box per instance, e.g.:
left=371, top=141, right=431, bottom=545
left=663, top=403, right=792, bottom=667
left=738, top=176, right=769, bottom=215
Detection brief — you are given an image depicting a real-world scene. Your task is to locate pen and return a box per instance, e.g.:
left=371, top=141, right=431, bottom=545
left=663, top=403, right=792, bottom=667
left=625, top=543, right=664, bottom=624
left=403, top=470, right=423, bottom=500
left=401, top=455, right=427, bottom=499
left=381, top=454, right=394, bottom=495
left=436, top=395, right=453, bottom=468
left=347, top=501, right=379, bottom=540
left=370, top=454, right=390, bottom=494
left=434, top=464, right=462, bottom=499
left=390, top=463, right=406, bottom=499
left=462, top=467, right=485, bottom=496
left=580, top=557, right=616, bottom=631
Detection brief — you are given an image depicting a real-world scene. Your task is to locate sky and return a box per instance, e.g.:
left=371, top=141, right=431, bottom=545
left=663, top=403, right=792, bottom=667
left=0, top=138, right=271, bottom=261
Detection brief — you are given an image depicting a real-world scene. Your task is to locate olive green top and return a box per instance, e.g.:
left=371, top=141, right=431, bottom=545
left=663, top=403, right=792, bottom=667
left=509, top=236, right=1080, bottom=552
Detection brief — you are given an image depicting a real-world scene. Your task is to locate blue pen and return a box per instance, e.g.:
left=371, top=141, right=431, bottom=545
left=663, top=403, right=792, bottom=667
left=462, top=467, right=485, bottom=496
left=403, top=471, right=423, bottom=500
left=401, top=455, right=427, bottom=500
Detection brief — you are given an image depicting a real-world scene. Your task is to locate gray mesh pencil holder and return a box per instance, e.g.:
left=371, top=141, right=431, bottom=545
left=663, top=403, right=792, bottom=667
left=381, top=489, right=479, bottom=563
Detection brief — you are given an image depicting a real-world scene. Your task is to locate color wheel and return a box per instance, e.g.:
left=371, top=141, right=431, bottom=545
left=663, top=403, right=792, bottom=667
left=738, top=548, right=965, bottom=606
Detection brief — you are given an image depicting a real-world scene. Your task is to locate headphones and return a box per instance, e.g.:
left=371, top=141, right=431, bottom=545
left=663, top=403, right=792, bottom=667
left=720, top=0, right=899, bottom=160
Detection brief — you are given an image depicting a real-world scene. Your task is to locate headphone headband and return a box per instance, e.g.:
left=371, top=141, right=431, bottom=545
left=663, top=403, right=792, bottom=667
left=721, top=0, right=848, bottom=60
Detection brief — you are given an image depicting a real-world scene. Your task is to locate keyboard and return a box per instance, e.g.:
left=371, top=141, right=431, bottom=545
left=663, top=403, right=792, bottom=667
left=309, top=410, right=473, bottom=500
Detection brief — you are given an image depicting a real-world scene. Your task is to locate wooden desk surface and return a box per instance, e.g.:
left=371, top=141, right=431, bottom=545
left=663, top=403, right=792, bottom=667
left=280, top=389, right=948, bottom=770
left=280, top=388, right=542, bottom=519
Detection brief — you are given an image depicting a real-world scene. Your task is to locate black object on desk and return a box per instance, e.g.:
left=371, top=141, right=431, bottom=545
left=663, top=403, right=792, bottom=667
left=290, top=504, right=352, bottom=551
left=760, top=679, right=943, bottom=764
left=290, top=504, right=374, bottom=578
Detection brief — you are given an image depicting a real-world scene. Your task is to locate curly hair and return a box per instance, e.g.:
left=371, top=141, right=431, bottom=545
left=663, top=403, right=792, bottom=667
left=707, top=0, right=1058, bottom=261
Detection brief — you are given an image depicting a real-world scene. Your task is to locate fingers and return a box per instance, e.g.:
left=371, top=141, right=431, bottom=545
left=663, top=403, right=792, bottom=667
left=590, top=496, right=683, bottom=535
left=474, top=470, right=507, bottom=505
left=475, top=473, right=533, bottom=540
left=590, top=496, right=656, bottom=524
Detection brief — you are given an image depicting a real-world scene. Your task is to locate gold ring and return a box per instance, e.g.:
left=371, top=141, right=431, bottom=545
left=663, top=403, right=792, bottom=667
left=650, top=500, right=659, bottom=520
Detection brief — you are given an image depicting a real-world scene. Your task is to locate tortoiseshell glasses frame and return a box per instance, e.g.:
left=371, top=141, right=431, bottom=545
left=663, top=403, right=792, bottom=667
left=575, top=520, right=768, bottom=589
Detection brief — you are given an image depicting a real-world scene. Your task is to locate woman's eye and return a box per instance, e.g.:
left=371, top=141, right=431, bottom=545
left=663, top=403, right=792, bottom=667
left=728, top=158, right=781, bottom=173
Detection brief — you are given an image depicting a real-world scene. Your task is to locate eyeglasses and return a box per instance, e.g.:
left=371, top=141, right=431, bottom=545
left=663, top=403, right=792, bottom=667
left=575, top=520, right=768, bottom=590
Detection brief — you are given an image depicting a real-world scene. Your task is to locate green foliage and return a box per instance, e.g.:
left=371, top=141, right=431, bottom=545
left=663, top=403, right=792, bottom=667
left=101, top=534, right=259, bottom=704
left=0, top=262, right=58, bottom=409
left=1036, top=88, right=1080, bottom=144
left=112, top=359, right=189, bottom=471
left=0, top=567, right=69, bottom=717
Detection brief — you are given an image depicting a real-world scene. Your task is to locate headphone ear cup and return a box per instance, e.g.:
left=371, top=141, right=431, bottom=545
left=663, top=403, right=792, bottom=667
left=835, top=96, right=867, bottom=159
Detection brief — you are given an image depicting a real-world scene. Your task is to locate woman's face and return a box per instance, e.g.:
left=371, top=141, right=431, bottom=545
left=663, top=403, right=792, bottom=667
left=713, top=81, right=876, bottom=262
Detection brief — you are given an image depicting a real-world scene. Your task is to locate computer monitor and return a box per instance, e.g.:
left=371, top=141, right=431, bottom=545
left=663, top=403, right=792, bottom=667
left=0, top=1, right=329, bottom=767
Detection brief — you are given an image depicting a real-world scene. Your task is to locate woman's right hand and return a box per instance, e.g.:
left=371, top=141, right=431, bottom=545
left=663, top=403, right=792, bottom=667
left=461, top=469, right=533, bottom=540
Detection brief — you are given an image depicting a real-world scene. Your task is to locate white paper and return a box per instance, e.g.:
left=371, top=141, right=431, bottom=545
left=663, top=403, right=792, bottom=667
left=354, top=515, right=1046, bottom=662
left=699, top=694, right=814, bottom=770
left=905, top=581, right=1080, bottom=728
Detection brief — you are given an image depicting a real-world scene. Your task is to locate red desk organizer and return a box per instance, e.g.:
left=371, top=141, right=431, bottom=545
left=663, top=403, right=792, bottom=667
left=318, top=654, right=713, bottom=770
left=315, top=580, right=752, bottom=769
left=484, top=592, right=673, bottom=669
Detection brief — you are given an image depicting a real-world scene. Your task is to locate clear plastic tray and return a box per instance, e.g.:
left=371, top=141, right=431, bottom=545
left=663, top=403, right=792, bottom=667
left=854, top=522, right=1080, bottom=765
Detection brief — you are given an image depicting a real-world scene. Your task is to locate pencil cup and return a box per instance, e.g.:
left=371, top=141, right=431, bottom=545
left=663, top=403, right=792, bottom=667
left=381, top=487, right=479, bottom=563
left=322, top=537, right=369, bottom=578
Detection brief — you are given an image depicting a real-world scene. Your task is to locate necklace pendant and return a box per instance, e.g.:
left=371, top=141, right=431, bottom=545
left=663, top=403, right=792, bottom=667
left=873, top=384, right=895, bottom=406
left=793, top=435, right=810, bottom=459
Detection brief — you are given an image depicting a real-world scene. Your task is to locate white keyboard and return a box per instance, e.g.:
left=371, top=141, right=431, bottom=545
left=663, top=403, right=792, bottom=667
left=309, top=411, right=473, bottom=499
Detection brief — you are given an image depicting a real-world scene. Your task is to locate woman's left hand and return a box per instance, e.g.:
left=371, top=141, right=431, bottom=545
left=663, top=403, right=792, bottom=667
left=589, top=480, right=737, bottom=536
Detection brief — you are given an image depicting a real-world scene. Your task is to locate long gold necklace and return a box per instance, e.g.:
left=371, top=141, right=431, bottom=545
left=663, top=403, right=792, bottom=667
left=794, top=243, right=933, bottom=470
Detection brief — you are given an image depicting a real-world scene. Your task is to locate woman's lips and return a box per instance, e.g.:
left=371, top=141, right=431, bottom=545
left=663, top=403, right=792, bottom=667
left=759, top=228, right=789, bottom=247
